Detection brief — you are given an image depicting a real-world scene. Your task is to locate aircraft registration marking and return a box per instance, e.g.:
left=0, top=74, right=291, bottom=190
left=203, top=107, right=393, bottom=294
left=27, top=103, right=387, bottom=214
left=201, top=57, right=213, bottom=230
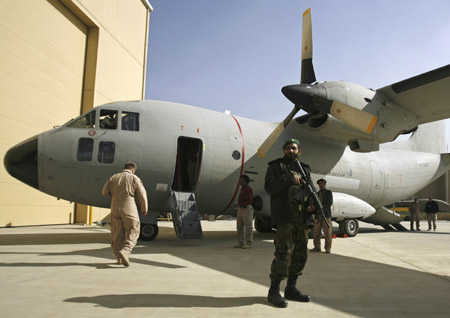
left=417, top=160, right=429, bottom=168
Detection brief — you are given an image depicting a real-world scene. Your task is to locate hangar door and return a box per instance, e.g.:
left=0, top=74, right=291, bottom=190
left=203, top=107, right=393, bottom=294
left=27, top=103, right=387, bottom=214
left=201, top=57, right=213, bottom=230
left=0, top=0, right=88, bottom=226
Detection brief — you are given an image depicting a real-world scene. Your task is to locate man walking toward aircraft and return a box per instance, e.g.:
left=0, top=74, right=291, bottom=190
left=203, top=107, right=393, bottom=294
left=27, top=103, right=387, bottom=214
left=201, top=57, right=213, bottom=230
left=102, top=162, right=148, bottom=266
left=408, top=199, right=422, bottom=231
left=424, top=197, right=439, bottom=231
left=264, top=138, right=315, bottom=308
left=234, top=174, right=254, bottom=249
left=310, top=178, right=333, bottom=253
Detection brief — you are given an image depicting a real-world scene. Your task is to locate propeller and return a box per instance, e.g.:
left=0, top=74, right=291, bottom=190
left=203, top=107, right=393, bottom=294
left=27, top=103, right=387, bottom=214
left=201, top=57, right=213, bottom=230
left=257, top=105, right=301, bottom=159
left=257, top=8, right=378, bottom=159
left=281, top=86, right=378, bottom=135
left=257, top=8, right=315, bottom=159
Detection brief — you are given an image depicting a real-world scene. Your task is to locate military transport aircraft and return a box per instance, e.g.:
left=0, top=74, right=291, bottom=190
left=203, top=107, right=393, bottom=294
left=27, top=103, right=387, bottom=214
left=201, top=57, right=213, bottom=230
left=4, top=9, right=450, bottom=241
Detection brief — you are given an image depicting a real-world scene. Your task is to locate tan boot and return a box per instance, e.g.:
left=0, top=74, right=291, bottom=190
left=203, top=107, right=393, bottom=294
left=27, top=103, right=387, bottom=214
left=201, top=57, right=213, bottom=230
left=118, top=250, right=130, bottom=267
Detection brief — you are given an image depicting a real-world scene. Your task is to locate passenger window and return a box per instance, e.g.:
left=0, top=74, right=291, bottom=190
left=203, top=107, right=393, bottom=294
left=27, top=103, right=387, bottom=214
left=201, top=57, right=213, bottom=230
left=98, top=141, right=115, bottom=163
left=68, top=111, right=96, bottom=128
left=99, top=110, right=118, bottom=129
left=77, top=138, right=93, bottom=161
left=121, top=112, right=139, bottom=131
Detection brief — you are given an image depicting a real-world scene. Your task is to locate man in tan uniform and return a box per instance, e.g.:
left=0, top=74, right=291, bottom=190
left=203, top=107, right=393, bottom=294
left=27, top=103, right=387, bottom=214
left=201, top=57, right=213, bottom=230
left=102, top=162, right=148, bottom=267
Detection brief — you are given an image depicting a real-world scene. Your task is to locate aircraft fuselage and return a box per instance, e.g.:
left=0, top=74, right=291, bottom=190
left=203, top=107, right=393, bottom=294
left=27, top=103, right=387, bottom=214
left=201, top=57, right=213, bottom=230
left=5, top=100, right=447, bottom=222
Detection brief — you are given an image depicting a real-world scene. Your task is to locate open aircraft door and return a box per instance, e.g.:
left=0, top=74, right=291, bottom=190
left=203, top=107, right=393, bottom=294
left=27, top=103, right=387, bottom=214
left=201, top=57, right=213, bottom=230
left=169, top=137, right=204, bottom=238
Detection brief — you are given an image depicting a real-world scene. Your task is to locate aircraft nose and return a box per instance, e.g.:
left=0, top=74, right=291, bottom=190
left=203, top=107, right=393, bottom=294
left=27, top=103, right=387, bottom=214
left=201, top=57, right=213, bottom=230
left=281, top=85, right=316, bottom=113
left=3, top=135, right=39, bottom=190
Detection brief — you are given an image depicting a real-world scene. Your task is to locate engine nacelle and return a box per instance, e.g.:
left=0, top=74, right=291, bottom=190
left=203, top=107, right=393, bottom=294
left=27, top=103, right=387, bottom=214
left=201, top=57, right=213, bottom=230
left=332, top=192, right=375, bottom=221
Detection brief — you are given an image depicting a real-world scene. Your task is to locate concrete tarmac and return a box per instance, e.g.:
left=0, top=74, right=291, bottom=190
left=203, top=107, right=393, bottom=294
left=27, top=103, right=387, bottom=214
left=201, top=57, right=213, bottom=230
left=0, top=220, right=449, bottom=318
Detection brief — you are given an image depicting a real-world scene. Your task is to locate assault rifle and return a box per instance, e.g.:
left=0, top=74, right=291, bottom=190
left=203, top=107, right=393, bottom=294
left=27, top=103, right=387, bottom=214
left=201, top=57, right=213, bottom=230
left=291, top=160, right=330, bottom=228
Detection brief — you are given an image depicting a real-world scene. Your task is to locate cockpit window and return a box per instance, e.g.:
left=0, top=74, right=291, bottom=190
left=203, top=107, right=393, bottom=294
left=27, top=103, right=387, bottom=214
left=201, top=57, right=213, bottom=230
left=98, top=141, right=115, bottom=164
left=77, top=138, right=94, bottom=161
left=121, top=112, right=139, bottom=131
left=99, top=109, right=118, bottom=129
left=68, top=111, right=96, bottom=128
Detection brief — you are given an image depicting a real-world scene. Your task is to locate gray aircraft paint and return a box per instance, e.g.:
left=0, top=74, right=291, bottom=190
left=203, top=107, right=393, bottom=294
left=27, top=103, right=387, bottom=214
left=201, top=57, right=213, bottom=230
left=8, top=98, right=446, bottom=220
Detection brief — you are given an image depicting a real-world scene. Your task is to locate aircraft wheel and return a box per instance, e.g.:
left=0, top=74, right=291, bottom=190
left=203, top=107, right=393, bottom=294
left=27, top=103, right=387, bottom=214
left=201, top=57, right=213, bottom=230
left=139, top=223, right=159, bottom=241
left=339, top=219, right=359, bottom=237
left=254, top=216, right=272, bottom=233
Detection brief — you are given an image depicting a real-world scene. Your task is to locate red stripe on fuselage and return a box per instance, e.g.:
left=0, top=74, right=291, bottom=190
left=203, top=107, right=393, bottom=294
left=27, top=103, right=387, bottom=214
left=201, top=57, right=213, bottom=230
left=221, top=115, right=245, bottom=213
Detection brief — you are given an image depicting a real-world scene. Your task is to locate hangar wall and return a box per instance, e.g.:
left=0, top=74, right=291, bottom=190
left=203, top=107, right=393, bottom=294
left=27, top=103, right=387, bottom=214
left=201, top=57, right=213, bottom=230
left=0, top=0, right=152, bottom=227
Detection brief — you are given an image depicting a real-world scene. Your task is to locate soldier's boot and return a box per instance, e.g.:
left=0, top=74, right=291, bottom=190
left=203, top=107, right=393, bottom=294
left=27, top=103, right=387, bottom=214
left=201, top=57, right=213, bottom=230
left=284, top=276, right=311, bottom=302
left=267, top=280, right=288, bottom=308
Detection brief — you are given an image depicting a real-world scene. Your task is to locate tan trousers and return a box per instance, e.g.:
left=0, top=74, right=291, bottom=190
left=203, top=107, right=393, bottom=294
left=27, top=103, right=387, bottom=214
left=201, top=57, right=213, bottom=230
left=313, top=217, right=332, bottom=251
left=410, top=211, right=420, bottom=230
left=237, top=206, right=254, bottom=246
left=426, top=213, right=437, bottom=230
left=111, top=212, right=140, bottom=258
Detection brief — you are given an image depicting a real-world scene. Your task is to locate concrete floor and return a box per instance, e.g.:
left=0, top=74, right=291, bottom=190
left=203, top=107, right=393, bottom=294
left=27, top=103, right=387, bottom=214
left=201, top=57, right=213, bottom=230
left=0, top=220, right=449, bottom=318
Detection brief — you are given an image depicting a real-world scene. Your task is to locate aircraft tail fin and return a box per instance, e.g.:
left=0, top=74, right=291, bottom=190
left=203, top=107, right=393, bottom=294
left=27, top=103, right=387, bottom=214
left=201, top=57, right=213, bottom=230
left=407, top=120, right=447, bottom=153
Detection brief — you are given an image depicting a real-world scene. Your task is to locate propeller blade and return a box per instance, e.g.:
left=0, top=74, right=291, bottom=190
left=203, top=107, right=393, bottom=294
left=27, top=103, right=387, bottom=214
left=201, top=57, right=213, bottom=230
left=330, top=101, right=378, bottom=134
left=301, top=8, right=316, bottom=84
left=257, top=105, right=301, bottom=158
left=257, top=8, right=315, bottom=159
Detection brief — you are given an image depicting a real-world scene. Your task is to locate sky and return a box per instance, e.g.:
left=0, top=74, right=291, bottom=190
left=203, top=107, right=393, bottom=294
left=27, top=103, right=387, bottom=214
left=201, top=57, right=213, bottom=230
left=145, top=0, right=450, bottom=144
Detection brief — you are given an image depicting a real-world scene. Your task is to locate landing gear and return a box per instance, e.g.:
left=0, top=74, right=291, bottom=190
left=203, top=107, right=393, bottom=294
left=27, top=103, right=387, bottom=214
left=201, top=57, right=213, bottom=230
left=381, top=224, right=396, bottom=231
left=254, top=215, right=272, bottom=233
left=139, top=223, right=159, bottom=241
left=338, top=219, right=359, bottom=237
left=392, top=223, right=408, bottom=231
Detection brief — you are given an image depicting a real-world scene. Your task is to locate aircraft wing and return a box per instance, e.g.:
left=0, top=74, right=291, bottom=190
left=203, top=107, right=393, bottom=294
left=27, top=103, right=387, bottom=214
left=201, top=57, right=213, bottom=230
left=377, top=64, right=450, bottom=124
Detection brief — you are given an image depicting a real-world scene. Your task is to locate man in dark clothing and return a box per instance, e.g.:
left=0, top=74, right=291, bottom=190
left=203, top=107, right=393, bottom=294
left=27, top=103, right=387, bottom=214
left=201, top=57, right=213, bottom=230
left=424, top=197, right=439, bottom=231
left=234, top=174, right=254, bottom=249
left=265, top=138, right=315, bottom=308
left=310, top=178, right=333, bottom=253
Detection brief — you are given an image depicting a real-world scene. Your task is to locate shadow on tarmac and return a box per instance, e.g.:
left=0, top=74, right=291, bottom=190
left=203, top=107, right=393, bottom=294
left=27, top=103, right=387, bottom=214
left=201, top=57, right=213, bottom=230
left=0, top=232, right=111, bottom=245
left=56, top=242, right=450, bottom=314
left=65, top=294, right=267, bottom=308
left=1, top=225, right=449, bottom=315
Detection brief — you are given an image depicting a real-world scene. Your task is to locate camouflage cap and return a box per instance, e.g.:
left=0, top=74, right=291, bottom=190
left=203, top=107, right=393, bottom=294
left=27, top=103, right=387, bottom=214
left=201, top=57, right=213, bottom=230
left=283, top=138, right=301, bottom=150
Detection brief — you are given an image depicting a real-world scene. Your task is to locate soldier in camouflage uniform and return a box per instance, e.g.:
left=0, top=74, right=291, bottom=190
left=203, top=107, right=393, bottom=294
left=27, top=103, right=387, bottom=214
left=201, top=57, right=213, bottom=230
left=264, top=138, right=315, bottom=308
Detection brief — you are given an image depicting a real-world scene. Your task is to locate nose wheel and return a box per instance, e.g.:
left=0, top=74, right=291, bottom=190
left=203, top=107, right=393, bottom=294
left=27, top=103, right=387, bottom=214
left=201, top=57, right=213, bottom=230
left=139, top=223, right=159, bottom=241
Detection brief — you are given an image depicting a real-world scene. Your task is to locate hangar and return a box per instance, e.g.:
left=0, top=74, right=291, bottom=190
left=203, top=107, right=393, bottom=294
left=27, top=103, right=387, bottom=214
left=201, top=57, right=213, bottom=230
left=0, top=0, right=152, bottom=226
